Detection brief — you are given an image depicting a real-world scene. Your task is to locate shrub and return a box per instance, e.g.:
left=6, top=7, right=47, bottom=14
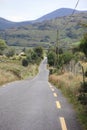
left=62, top=52, right=74, bottom=64
left=79, top=33, right=87, bottom=58
left=85, top=70, right=87, bottom=77
left=5, top=48, right=15, bottom=57
left=47, top=51, right=57, bottom=66
left=78, top=82, right=87, bottom=105
left=22, top=58, right=28, bottom=67
left=34, top=46, right=43, bottom=58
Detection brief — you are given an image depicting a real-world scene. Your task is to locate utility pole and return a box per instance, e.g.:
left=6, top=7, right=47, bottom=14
left=56, top=29, right=59, bottom=67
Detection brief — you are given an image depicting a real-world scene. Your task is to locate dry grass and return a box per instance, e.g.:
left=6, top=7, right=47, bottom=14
left=0, top=60, right=38, bottom=86
left=49, top=72, right=83, bottom=96
left=49, top=71, right=87, bottom=130
left=0, top=69, right=18, bottom=85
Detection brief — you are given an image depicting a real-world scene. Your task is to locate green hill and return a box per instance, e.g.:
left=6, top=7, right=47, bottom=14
left=0, top=12, right=87, bottom=49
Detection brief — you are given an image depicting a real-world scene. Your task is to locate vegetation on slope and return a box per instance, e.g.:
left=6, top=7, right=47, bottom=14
left=0, top=12, right=87, bottom=49
left=0, top=59, right=38, bottom=86
left=47, top=33, right=87, bottom=130
left=0, top=39, right=44, bottom=86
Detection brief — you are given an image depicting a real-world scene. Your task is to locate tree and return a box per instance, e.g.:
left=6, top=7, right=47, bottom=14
left=27, top=49, right=38, bottom=63
left=5, top=48, right=15, bottom=57
left=61, top=52, right=74, bottom=64
left=47, top=51, right=57, bottom=66
left=26, top=49, right=34, bottom=63
left=22, top=58, right=28, bottom=67
left=78, top=34, right=87, bottom=106
left=34, top=46, right=43, bottom=58
left=0, top=39, right=7, bottom=54
left=79, top=33, right=87, bottom=58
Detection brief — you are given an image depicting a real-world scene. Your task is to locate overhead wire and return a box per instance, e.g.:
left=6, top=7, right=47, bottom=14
left=58, top=0, right=80, bottom=42
left=63, top=0, right=80, bottom=29
left=55, top=0, right=80, bottom=50
left=71, top=0, right=80, bottom=16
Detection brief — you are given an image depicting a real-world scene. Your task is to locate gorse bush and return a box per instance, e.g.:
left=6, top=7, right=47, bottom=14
left=47, top=51, right=57, bottom=66
left=34, top=46, right=43, bottom=58
left=5, top=48, right=15, bottom=57
left=22, top=58, right=28, bottom=67
left=78, top=82, right=87, bottom=105
left=79, top=33, right=87, bottom=58
left=26, top=46, right=44, bottom=65
left=61, top=52, right=74, bottom=64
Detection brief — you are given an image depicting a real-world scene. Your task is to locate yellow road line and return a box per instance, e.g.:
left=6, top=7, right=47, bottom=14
left=53, top=93, right=57, bottom=97
left=59, top=117, right=67, bottom=130
left=56, top=101, right=61, bottom=109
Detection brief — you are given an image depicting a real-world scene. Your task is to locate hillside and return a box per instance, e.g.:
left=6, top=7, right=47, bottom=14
left=0, top=12, right=87, bottom=49
left=0, top=17, right=33, bottom=30
left=0, top=8, right=85, bottom=30
left=35, top=8, right=80, bottom=22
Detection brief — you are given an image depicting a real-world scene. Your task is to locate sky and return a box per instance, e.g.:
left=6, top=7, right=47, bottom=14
left=0, top=0, right=87, bottom=22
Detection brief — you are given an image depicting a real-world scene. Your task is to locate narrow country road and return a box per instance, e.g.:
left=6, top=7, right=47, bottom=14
left=0, top=58, right=82, bottom=130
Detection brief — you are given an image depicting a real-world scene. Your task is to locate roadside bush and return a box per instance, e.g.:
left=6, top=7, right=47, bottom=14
left=61, top=52, right=74, bottom=64
left=5, top=48, right=15, bottom=57
left=78, top=82, right=87, bottom=105
left=34, top=46, right=43, bottom=58
left=26, top=47, right=43, bottom=65
left=22, top=58, right=28, bottom=67
left=85, top=70, right=87, bottom=77
left=47, top=51, right=57, bottom=66
left=79, top=33, right=87, bottom=58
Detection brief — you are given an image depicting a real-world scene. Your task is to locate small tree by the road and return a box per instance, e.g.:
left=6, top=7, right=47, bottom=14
left=79, top=33, right=87, bottom=58
left=5, top=48, right=15, bottom=57
left=47, top=51, right=57, bottom=66
left=22, top=58, right=28, bottom=67
left=0, top=39, right=7, bottom=55
left=34, top=46, right=43, bottom=58
left=25, top=47, right=44, bottom=65
left=61, top=52, right=74, bottom=64
left=78, top=33, right=87, bottom=106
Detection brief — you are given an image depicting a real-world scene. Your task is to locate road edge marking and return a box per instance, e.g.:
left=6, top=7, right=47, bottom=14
left=56, top=101, right=61, bottom=109
left=53, top=93, right=57, bottom=97
left=59, top=117, right=67, bottom=130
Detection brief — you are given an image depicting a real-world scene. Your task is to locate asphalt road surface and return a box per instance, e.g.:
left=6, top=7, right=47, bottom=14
left=0, top=58, right=82, bottom=130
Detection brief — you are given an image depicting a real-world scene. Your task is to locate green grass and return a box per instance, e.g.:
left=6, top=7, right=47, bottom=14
left=72, top=41, right=80, bottom=46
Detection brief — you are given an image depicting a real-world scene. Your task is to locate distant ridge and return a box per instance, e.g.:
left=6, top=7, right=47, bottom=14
left=35, top=8, right=80, bottom=22
left=0, top=17, right=32, bottom=30
left=0, top=11, right=87, bottom=48
left=0, top=8, right=86, bottom=30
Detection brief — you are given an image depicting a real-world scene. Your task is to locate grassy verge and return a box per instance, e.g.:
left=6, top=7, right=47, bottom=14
left=49, top=72, right=87, bottom=130
left=0, top=60, right=38, bottom=86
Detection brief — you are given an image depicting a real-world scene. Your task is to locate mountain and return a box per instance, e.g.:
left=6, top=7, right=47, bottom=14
left=0, top=11, right=87, bottom=49
left=0, top=8, right=86, bottom=30
left=0, top=17, right=16, bottom=30
left=0, top=8, right=87, bottom=49
left=35, top=8, right=80, bottom=22
left=0, top=17, right=32, bottom=30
